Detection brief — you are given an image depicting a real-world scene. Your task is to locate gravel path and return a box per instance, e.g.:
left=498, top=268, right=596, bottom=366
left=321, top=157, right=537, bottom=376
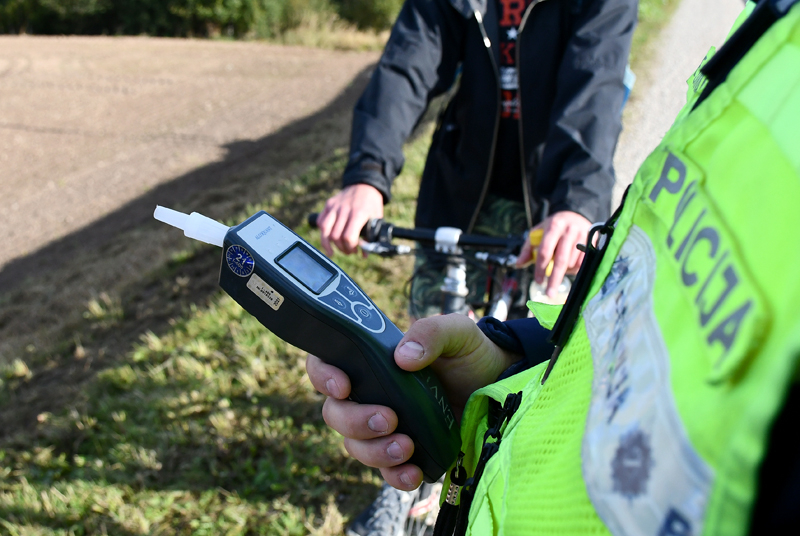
left=613, top=0, right=744, bottom=206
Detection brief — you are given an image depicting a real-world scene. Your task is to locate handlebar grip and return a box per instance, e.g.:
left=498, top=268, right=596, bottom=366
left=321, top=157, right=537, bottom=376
left=307, top=213, right=521, bottom=251
left=307, top=213, right=386, bottom=243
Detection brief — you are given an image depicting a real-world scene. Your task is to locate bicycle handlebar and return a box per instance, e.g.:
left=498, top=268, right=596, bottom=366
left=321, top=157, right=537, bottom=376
left=307, top=213, right=524, bottom=252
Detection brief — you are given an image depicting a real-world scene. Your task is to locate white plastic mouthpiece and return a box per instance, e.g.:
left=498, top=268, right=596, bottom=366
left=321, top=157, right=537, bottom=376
left=154, top=205, right=229, bottom=247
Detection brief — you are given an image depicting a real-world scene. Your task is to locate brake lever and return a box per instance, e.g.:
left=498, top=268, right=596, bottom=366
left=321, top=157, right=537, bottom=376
left=360, top=242, right=412, bottom=257
left=474, top=251, right=518, bottom=267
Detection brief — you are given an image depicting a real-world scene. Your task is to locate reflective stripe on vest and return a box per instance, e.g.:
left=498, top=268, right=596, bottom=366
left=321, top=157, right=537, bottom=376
left=454, top=3, right=800, bottom=535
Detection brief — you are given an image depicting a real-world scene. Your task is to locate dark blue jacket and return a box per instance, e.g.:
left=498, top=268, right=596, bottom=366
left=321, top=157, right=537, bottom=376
left=342, top=0, right=638, bottom=231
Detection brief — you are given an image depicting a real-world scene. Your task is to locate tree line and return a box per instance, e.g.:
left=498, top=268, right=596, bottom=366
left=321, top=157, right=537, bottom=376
left=1, top=0, right=402, bottom=38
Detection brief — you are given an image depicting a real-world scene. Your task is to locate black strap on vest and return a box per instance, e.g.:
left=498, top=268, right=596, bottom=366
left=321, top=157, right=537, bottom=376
left=540, top=185, right=630, bottom=384
left=694, top=0, right=799, bottom=110
left=433, top=391, right=522, bottom=536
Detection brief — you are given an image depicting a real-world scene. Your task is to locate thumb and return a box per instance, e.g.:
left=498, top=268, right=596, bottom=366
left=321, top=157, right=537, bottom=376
left=515, top=238, right=534, bottom=268
left=395, top=315, right=519, bottom=413
left=395, top=339, right=429, bottom=370
left=394, top=314, right=486, bottom=372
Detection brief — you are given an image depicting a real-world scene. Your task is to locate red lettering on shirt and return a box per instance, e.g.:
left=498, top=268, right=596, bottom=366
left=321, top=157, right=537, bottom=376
left=500, top=42, right=515, bottom=65
left=499, top=0, right=525, bottom=26
left=501, top=90, right=515, bottom=118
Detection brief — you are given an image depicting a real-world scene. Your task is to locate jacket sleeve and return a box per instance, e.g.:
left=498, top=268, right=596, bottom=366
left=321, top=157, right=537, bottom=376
left=341, top=0, right=465, bottom=203
left=477, top=317, right=555, bottom=380
left=537, top=0, right=638, bottom=223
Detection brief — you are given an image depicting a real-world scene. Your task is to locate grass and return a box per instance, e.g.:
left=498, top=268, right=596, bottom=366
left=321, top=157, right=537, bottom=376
left=629, top=0, right=683, bottom=72
left=277, top=12, right=390, bottom=51
left=240, top=0, right=678, bottom=55
left=0, top=127, right=430, bottom=535
left=0, top=0, right=680, bottom=531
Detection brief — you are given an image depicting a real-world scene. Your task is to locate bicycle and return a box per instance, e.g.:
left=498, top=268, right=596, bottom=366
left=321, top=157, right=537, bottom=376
left=308, top=214, right=570, bottom=535
left=310, top=215, right=538, bottom=321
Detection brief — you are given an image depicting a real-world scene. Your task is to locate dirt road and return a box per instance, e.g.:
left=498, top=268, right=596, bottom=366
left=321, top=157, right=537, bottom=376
left=613, top=0, right=743, bottom=205
left=0, top=36, right=379, bottom=374
left=0, top=36, right=378, bottom=272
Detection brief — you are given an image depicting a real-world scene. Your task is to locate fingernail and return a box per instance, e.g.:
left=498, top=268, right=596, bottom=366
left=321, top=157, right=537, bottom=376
left=368, top=413, right=388, bottom=433
left=397, top=341, right=424, bottom=360
left=325, top=379, right=340, bottom=398
left=400, top=472, right=413, bottom=488
left=387, top=441, right=404, bottom=461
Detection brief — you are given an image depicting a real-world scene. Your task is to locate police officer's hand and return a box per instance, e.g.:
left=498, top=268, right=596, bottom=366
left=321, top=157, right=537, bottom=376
left=305, top=314, right=521, bottom=491
left=516, top=210, right=591, bottom=298
left=316, top=184, right=384, bottom=257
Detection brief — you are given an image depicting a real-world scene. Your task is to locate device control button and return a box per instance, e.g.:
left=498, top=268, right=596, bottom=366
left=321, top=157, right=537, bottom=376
left=337, top=279, right=364, bottom=302
left=320, top=292, right=357, bottom=321
left=352, top=303, right=384, bottom=332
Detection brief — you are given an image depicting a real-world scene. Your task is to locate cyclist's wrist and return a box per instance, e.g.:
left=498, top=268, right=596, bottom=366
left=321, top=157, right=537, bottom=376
left=341, top=161, right=392, bottom=204
left=478, top=317, right=555, bottom=381
left=477, top=317, right=525, bottom=354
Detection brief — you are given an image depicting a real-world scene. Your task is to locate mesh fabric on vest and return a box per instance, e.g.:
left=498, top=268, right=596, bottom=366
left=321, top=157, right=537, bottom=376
left=503, top=322, right=609, bottom=534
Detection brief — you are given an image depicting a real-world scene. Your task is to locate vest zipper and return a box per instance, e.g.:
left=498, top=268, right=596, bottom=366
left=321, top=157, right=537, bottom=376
left=516, top=0, right=549, bottom=228
left=467, top=8, right=502, bottom=233
left=444, top=457, right=465, bottom=506
left=433, top=453, right=466, bottom=536
left=433, top=391, right=523, bottom=536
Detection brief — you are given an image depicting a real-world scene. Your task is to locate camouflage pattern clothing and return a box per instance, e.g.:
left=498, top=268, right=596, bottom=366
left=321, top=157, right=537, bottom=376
left=409, top=194, right=532, bottom=319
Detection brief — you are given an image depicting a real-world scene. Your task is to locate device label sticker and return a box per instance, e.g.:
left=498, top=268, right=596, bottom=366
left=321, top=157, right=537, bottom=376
left=226, top=244, right=255, bottom=277
left=247, top=274, right=284, bottom=311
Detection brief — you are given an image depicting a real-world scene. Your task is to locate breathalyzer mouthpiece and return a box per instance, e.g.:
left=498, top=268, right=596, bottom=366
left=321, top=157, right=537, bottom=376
left=154, top=205, right=229, bottom=247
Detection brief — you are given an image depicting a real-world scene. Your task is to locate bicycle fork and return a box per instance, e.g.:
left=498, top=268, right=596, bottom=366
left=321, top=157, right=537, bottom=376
left=485, top=272, right=519, bottom=321
left=441, top=255, right=470, bottom=316
left=436, top=228, right=471, bottom=316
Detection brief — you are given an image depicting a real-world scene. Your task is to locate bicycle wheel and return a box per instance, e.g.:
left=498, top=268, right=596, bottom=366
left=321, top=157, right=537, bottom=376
left=403, top=479, right=443, bottom=536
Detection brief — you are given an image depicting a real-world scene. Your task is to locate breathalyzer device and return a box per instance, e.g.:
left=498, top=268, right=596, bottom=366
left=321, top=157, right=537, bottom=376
left=154, top=206, right=460, bottom=482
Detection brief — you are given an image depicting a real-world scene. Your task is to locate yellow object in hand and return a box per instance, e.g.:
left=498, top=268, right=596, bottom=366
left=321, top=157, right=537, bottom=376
left=528, top=228, right=554, bottom=277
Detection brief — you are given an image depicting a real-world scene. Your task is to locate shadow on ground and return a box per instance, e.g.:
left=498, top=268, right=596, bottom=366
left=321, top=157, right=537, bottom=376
left=0, top=65, right=373, bottom=437
left=0, top=64, right=396, bottom=532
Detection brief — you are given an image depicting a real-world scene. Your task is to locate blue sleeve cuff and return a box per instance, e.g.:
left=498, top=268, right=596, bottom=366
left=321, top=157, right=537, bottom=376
left=477, top=317, right=555, bottom=381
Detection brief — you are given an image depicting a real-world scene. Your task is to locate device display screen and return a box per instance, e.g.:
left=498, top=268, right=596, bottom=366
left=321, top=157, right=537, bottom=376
left=277, top=243, right=335, bottom=293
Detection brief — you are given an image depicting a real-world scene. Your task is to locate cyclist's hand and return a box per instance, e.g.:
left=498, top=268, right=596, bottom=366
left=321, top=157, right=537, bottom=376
left=305, top=314, right=521, bottom=491
left=317, top=184, right=383, bottom=257
left=516, top=211, right=591, bottom=298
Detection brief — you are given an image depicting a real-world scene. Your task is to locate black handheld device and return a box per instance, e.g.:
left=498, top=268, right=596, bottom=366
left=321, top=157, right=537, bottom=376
left=154, top=206, right=460, bottom=482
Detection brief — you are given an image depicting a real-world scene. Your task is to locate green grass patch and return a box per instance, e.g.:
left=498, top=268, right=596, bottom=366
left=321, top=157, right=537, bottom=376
left=0, top=127, right=432, bottom=535
left=3, top=0, right=678, bottom=55
left=1, top=0, right=391, bottom=51
left=631, top=0, right=683, bottom=71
